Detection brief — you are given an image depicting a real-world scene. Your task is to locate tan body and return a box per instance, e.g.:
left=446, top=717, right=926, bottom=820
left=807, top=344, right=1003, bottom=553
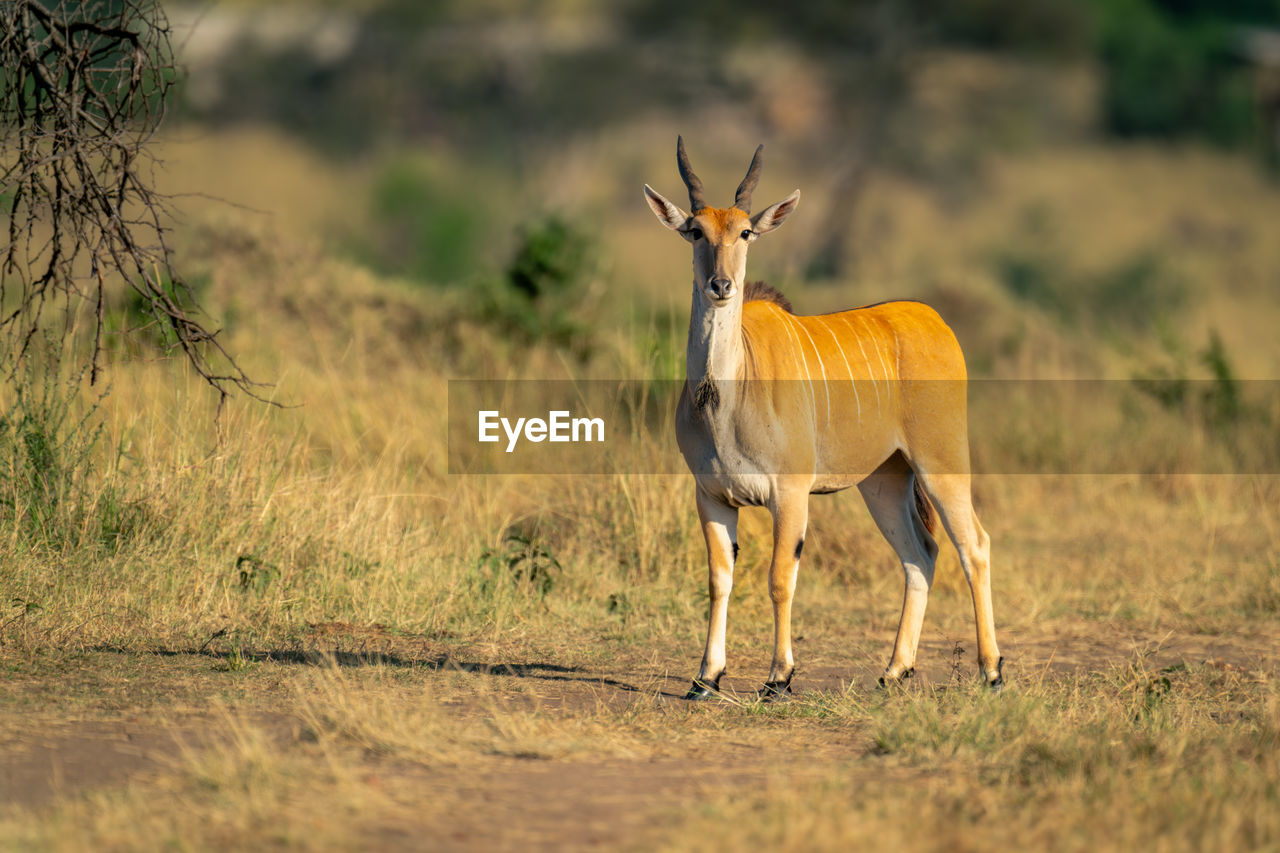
left=646, top=138, right=1001, bottom=696
left=677, top=298, right=967, bottom=503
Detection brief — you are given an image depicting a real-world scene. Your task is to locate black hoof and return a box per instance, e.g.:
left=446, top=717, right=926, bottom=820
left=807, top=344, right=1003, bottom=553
left=877, top=667, right=915, bottom=689
left=760, top=679, right=793, bottom=702
left=987, top=657, right=1005, bottom=692
left=684, top=677, right=721, bottom=701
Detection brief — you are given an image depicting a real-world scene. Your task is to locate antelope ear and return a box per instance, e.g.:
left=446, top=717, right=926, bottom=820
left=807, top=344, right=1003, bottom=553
left=751, top=189, right=801, bottom=235
left=644, top=184, right=690, bottom=231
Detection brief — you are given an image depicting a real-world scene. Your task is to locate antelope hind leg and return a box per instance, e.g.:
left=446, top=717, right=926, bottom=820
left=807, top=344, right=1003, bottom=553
left=912, top=469, right=1003, bottom=688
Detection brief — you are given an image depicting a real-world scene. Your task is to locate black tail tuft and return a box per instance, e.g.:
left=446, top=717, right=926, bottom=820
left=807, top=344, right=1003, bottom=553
left=913, top=479, right=936, bottom=536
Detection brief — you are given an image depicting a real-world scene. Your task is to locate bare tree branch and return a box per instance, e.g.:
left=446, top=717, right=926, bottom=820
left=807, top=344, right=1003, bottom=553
left=0, top=0, right=266, bottom=402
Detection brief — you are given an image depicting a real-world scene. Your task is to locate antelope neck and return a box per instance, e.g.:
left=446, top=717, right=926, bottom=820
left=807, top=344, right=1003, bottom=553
left=686, top=285, right=746, bottom=399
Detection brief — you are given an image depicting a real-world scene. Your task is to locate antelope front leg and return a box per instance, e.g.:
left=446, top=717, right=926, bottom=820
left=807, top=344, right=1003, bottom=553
left=765, top=489, right=809, bottom=699
left=687, top=490, right=739, bottom=700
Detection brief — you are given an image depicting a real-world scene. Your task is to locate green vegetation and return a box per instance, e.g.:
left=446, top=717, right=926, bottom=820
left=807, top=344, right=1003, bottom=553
left=361, top=158, right=482, bottom=284
left=0, top=354, right=149, bottom=555
left=474, top=215, right=597, bottom=357
left=1095, top=0, right=1276, bottom=146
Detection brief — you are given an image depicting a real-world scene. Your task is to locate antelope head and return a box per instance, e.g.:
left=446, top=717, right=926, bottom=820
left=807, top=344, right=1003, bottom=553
left=644, top=136, right=800, bottom=307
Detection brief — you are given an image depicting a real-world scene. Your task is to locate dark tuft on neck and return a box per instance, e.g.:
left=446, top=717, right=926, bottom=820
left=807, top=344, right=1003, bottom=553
left=693, top=376, right=721, bottom=412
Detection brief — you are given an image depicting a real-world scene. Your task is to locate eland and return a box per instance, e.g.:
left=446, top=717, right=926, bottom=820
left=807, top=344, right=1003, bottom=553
left=643, top=137, right=1003, bottom=699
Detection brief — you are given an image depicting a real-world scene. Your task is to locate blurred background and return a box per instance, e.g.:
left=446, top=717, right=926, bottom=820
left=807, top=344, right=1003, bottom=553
left=155, top=0, right=1280, bottom=384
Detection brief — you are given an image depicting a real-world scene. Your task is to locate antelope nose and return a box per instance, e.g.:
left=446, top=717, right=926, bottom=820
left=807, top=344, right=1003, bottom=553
left=709, top=278, right=734, bottom=299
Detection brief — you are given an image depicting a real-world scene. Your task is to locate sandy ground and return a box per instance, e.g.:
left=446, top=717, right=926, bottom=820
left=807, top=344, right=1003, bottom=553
left=2, top=619, right=1275, bottom=849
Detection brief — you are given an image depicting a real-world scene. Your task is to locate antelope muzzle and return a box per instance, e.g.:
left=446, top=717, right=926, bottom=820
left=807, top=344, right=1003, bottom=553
left=708, top=277, right=735, bottom=301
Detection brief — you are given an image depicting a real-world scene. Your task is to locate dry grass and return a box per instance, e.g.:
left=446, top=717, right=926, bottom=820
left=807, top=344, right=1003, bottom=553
left=668, top=660, right=1280, bottom=853
left=5, top=653, right=1274, bottom=851
left=5, top=716, right=377, bottom=851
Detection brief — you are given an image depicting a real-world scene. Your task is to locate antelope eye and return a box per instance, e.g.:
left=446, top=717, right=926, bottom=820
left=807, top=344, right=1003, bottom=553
left=690, top=228, right=703, bottom=240
left=741, top=230, right=753, bottom=241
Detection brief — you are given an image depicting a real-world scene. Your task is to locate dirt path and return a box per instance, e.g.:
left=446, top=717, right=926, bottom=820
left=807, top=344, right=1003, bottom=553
left=2, top=623, right=1276, bottom=849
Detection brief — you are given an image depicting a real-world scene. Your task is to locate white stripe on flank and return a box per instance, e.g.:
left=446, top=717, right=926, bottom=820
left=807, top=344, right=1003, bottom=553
left=793, top=318, right=832, bottom=429
left=873, top=316, right=893, bottom=404
left=778, top=314, right=817, bottom=435
left=840, top=314, right=882, bottom=412
left=820, top=317, right=859, bottom=422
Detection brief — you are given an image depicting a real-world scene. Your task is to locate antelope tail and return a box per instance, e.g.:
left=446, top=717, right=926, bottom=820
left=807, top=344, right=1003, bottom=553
left=913, top=478, right=937, bottom=536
